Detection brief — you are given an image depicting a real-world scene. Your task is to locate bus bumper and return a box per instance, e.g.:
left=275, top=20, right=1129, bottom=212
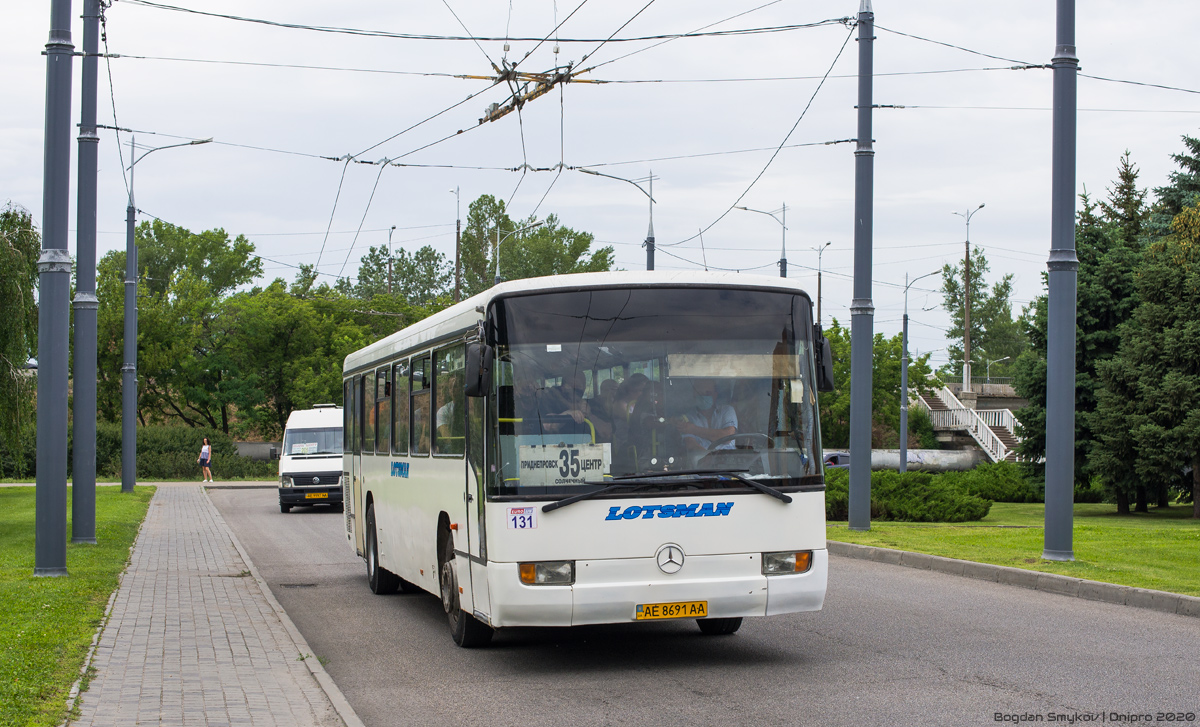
left=486, top=549, right=827, bottom=627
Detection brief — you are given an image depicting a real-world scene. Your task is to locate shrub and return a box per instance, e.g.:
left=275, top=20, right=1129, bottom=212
left=939, top=461, right=1042, bottom=503
left=824, top=467, right=991, bottom=522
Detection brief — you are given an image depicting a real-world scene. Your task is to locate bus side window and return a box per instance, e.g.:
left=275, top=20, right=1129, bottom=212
left=343, top=379, right=353, bottom=454
left=376, top=366, right=391, bottom=456
left=363, top=371, right=376, bottom=455
left=393, top=360, right=409, bottom=455
left=353, top=375, right=363, bottom=455
left=411, top=356, right=431, bottom=455
left=434, top=345, right=466, bottom=456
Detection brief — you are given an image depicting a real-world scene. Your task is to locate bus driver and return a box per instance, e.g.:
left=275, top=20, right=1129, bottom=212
left=674, top=379, right=738, bottom=454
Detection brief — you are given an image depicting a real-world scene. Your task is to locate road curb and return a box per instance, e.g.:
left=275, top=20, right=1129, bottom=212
left=827, top=540, right=1200, bottom=619
left=205, top=486, right=367, bottom=727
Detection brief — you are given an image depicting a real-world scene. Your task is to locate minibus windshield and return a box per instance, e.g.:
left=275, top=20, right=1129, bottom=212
left=283, top=427, right=343, bottom=456
left=489, top=286, right=821, bottom=498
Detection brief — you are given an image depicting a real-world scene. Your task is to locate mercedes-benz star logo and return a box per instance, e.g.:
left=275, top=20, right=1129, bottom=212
left=656, top=543, right=685, bottom=575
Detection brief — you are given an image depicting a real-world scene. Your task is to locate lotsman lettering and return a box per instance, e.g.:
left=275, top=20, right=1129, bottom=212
left=697, top=503, right=715, bottom=517
left=640, top=505, right=661, bottom=519
left=622, top=506, right=643, bottom=520
left=605, top=506, right=622, bottom=521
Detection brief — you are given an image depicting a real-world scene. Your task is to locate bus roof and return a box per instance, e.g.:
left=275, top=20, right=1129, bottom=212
left=343, top=270, right=813, bottom=375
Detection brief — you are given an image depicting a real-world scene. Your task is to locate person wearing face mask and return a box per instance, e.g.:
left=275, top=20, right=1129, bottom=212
left=674, top=379, right=737, bottom=452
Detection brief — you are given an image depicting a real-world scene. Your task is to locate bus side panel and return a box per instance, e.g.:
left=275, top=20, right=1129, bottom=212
left=369, top=452, right=469, bottom=597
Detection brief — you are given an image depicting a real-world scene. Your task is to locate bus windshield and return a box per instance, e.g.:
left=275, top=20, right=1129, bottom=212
left=490, top=286, right=821, bottom=498
left=283, top=427, right=343, bottom=456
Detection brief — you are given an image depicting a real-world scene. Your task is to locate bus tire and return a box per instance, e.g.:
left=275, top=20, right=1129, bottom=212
left=366, top=503, right=400, bottom=595
left=440, top=536, right=493, bottom=648
left=280, top=504, right=290, bottom=514
left=697, top=617, right=742, bottom=636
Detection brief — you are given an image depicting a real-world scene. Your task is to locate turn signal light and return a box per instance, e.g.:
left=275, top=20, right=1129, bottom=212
left=762, top=550, right=814, bottom=575
left=518, top=561, right=575, bottom=585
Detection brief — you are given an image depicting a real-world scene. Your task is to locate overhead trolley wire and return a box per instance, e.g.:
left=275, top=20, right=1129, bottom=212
left=658, top=23, right=856, bottom=249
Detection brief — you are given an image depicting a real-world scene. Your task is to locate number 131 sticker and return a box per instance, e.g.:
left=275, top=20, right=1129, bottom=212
left=507, top=506, right=537, bottom=530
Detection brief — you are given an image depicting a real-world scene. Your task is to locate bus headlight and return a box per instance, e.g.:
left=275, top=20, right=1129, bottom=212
left=762, top=551, right=813, bottom=575
left=518, top=561, right=574, bottom=585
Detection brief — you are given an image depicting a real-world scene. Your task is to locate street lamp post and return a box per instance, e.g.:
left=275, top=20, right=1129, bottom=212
left=952, top=204, right=985, bottom=395
left=812, top=241, right=832, bottom=325
left=735, top=204, right=788, bottom=278
left=387, top=225, right=397, bottom=295
left=450, top=187, right=461, bottom=302
left=577, top=168, right=656, bottom=270
left=900, top=269, right=940, bottom=472
left=493, top=220, right=545, bottom=286
left=986, top=356, right=1010, bottom=383
left=122, top=135, right=211, bottom=493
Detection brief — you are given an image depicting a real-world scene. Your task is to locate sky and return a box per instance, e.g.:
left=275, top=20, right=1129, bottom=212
left=3, top=0, right=1198, bottom=370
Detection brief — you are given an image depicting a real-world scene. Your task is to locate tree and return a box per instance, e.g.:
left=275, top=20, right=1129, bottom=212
left=939, top=247, right=1026, bottom=379
left=95, top=220, right=263, bottom=431
left=457, top=194, right=614, bottom=297
left=1091, top=202, right=1200, bottom=518
left=1151, top=134, right=1200, bottom=224
left=0, top=203, right=40, bottom=456
left=1013, top=163, right=1148, bottom=486
left=817, top=319, right=939, bottom=448
left=353, top=244, right=453, bottom=305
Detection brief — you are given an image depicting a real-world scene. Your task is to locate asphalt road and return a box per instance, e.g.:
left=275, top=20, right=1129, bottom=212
left=210, top=487, right=1200, bottom=727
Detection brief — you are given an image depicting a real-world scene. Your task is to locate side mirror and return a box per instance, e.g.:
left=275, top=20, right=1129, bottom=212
left=814, top=330, right=835, bottom=392
left=464, top=341, right=494, bottom=397
left=269, top=446, right=279, bottom=461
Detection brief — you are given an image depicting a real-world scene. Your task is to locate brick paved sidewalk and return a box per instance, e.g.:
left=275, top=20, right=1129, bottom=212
left=72, top=485, right=350, bottom=726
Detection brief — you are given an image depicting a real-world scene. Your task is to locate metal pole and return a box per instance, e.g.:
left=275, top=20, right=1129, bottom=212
left=72, top=0, right=100, bottom=544
left=1044, top=0, right=1078, bottom=562
left=779, top=203, right=787, bottom=278
left=35, top=0, right=74, bottom=576
left=645, top=172, right=655, bottom=271
left=452, top=187, right=461, bottom=303
left=122, top=135, right=137, bottom=494
left=494, top=227, right=501, bottom=286
left=848, top=0, right=874, bottom=531
left=387, top=226, right=395, bottom=295
left=814, top=242, right=830, bottom=326
left=900, top=307, right=909, bottom=473
left=963, top=231, right=971, bottom=391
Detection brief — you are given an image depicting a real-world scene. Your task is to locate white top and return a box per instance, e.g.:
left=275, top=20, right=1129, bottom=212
left=684, top=405, right=738, bottom=450
left=200, top=444, right=211, bottom=459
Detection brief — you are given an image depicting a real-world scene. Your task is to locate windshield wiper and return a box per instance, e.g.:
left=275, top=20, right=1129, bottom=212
left=541, top=482, right=648, bottom=513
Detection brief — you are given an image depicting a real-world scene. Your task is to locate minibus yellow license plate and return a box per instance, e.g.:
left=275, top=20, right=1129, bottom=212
left=304, top=492, right=328, bottom=500
left=635, top=601, right=707, bottom=620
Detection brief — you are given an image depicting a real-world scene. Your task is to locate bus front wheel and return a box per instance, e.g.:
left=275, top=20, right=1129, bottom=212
left=697, top=617, right=743, bottom=635
left=366, top=504, right=400, bottom=595
left=439, top=536, right=494, bottom=648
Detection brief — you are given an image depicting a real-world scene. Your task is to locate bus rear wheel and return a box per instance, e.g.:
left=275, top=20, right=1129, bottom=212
left=439, top=536, right=493, bottom=648
left=366, top=504, right=400, bottom=595
left=697, top=617, right=743, bottom=635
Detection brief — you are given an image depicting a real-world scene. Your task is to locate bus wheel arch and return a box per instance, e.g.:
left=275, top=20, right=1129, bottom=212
left=365, top=498, right=400, bottom=595
left=437, top=513, right=493, bottom=647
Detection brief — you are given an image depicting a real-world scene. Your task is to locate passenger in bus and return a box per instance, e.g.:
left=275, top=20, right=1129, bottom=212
left=551, top=370, right=611, bottom=441
left=436, top=367, right=465, bottom=445
left=732, top=378, right=770, bottom=437
left=674, top=379, right=738, bottom=452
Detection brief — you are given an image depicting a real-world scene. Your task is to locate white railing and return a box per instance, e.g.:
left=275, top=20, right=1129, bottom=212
left=911, top=386, right=1016, bottom=463
left=976, top=408, right=1019, bottom=434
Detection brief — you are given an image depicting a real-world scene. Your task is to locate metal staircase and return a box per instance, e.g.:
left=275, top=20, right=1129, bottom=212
left=912, top=386, right=1023, bottom=463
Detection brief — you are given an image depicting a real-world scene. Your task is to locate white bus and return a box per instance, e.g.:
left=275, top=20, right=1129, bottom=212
left=342, top=271, right=835, bottom=647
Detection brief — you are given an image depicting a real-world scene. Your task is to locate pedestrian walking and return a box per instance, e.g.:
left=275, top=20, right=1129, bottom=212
left=198, top=437, right=215, bottom=482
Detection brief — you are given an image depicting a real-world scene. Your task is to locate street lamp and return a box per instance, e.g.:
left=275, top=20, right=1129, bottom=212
left=578, top=168, right=656, bottom=270
left=812, top=241, right=832, bottom=325
left=951, top=203, right=985, bottom=394
left=736, top=204, right=788, bottom=278
left=493, top=220, right=545, bottom=286
left=900, top=269, right=941, bottom=472
left=122, top=134, right=211, bottom=493
left=986, top=356, right=1010, bottom=383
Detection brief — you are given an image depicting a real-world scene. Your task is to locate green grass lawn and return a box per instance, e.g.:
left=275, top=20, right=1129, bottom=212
left=830, top=502, right=1200, bottom=597
left=0, top=486, right=154, bottom=727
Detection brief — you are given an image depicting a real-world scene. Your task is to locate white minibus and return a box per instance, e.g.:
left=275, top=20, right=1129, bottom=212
left=342, top=271, right=835, bottom=646
left=279, top=404, right=344, bottom=513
